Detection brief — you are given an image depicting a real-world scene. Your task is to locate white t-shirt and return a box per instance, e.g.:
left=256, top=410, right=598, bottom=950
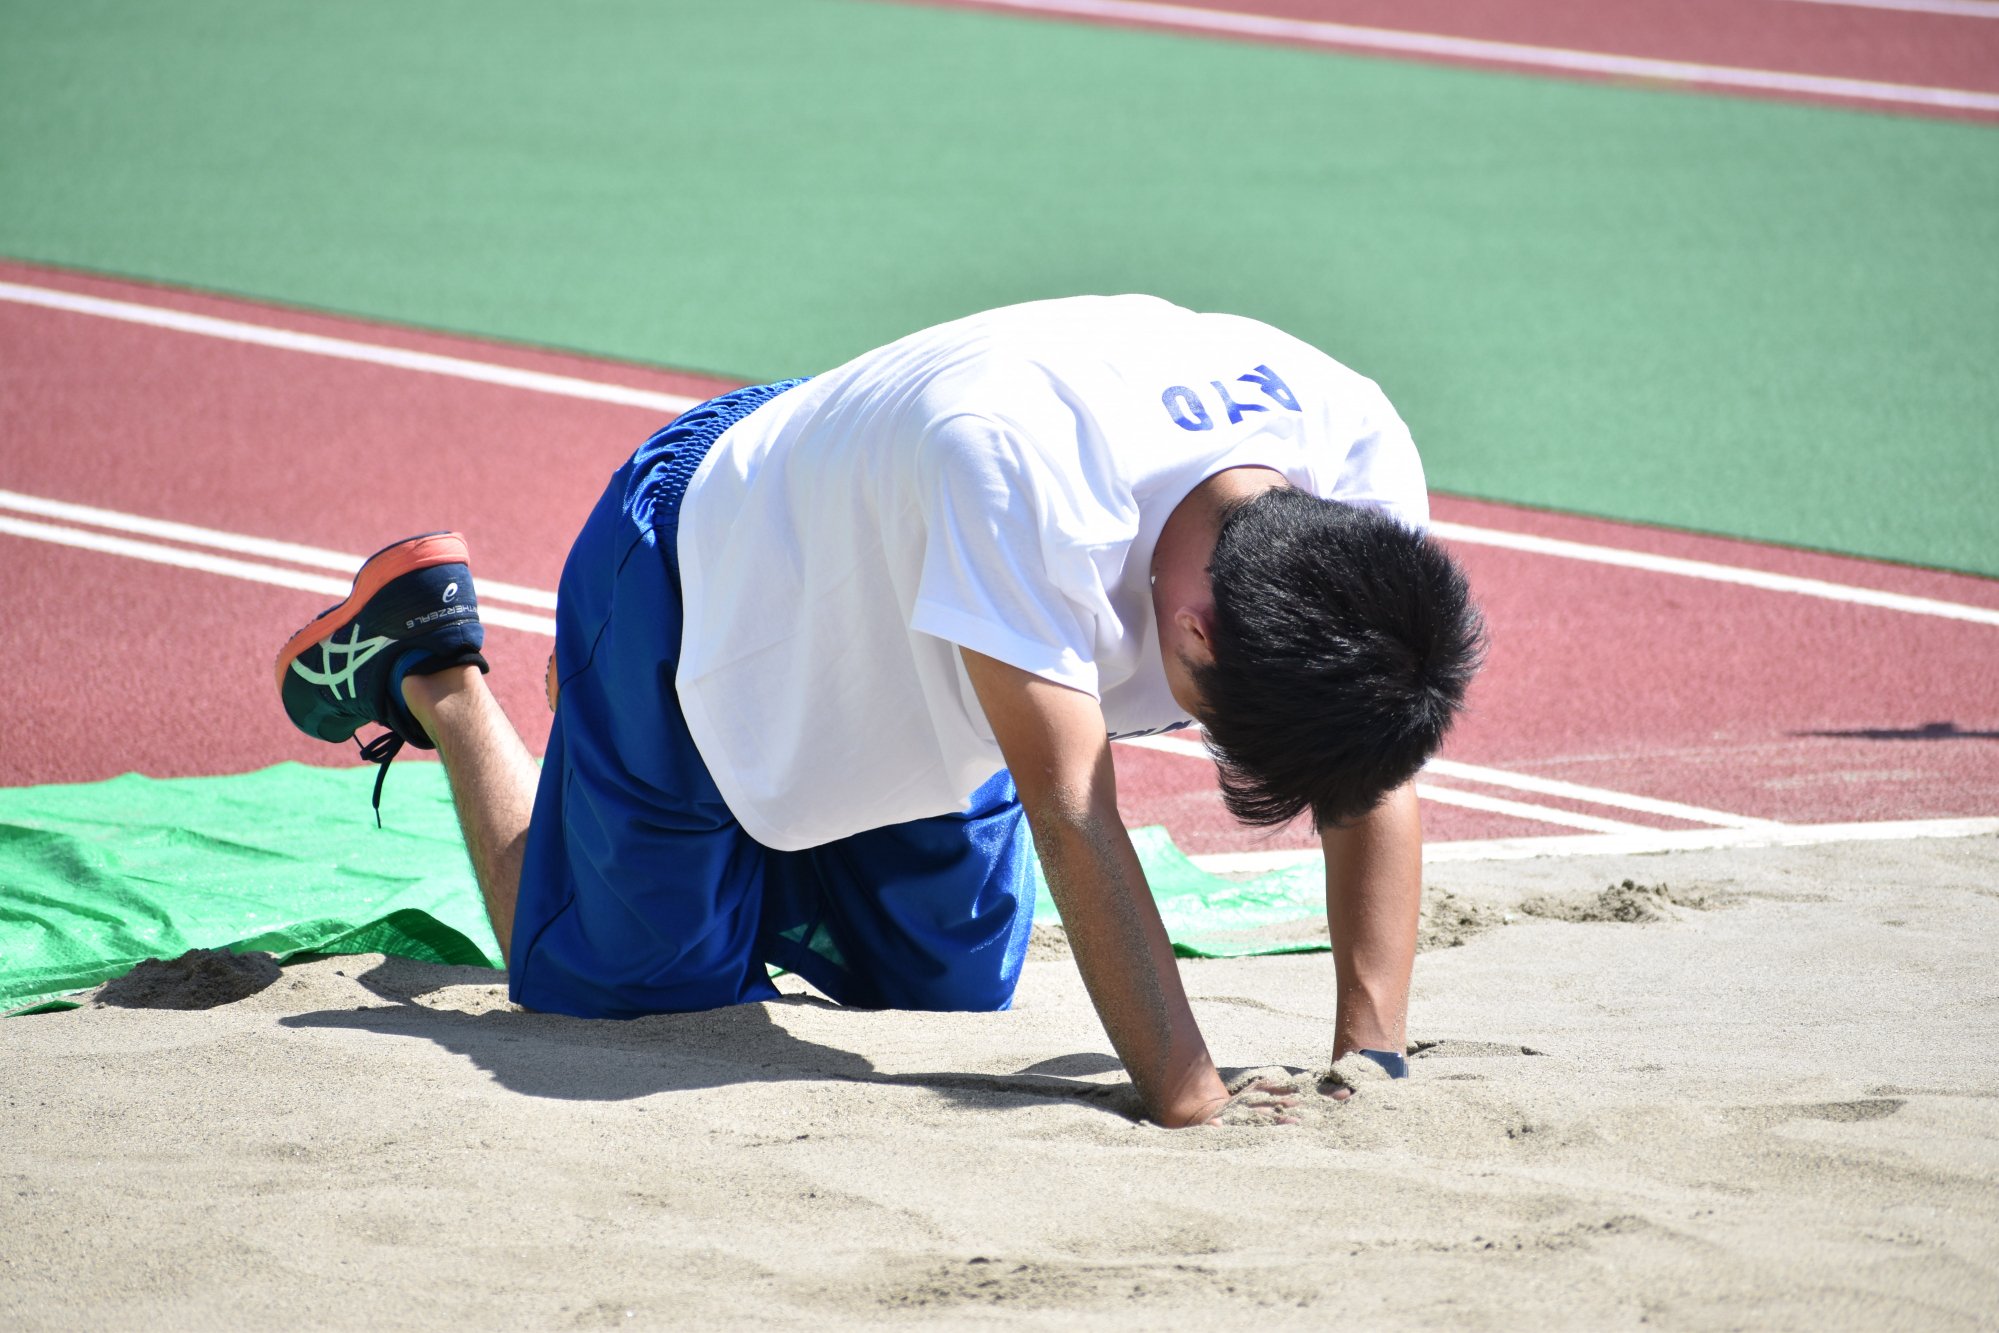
left=675, top=295, right=1429, bottom=851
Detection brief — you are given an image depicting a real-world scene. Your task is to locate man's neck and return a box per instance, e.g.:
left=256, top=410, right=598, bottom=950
left=1152, top=465, right=1291, bottom=589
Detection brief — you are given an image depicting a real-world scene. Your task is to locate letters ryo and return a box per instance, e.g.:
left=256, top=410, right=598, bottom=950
left=1160, top=364, right=1301, bottom=432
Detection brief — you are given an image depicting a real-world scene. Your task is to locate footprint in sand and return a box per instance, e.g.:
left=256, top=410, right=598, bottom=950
left=1724, top=1098, right=1906, bottom=1128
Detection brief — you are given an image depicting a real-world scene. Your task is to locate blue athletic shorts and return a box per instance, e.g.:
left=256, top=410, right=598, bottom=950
left=509, top=381, right=1036, bottom=1019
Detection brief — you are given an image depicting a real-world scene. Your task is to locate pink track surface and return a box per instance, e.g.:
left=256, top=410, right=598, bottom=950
left=3, top=261, right=1995, bottom=856
left=916, top=0, right=1999, bottom=120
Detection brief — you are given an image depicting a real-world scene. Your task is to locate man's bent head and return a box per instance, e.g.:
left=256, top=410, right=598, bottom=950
left=1193, top=489, right=1486, bottom=831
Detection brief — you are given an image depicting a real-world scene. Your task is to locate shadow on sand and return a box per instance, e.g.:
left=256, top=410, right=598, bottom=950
left=277, top=955, right=1144, bottom=1117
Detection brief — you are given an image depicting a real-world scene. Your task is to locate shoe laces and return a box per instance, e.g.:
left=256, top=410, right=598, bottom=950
left=356, top=731, right=405, bottom=828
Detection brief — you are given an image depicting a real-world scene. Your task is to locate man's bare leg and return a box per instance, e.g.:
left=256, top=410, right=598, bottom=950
left=401, top=666, right=539, bottom=967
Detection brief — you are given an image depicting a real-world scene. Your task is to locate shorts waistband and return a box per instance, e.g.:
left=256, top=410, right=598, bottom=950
left=625, top=378, right=809, bottom=576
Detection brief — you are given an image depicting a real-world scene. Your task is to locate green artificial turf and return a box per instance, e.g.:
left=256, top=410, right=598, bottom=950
left=3, top=0, right=1994, bottom=572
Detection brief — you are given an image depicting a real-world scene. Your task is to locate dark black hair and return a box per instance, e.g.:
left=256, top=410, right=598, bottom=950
left=1191, top=489, right=1486, bottom=831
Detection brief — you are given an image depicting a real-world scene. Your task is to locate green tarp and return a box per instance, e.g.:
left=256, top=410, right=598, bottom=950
left=0, top=763, right=1329, bottom=1014
left=0, top=765, right=500, bottom=1014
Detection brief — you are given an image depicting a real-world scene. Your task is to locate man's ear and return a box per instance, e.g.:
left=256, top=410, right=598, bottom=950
left=1174, top=606, right=1216, bottom=660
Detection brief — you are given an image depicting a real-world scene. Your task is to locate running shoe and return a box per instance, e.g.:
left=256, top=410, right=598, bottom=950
left=275, top=532, right=488, bottom=811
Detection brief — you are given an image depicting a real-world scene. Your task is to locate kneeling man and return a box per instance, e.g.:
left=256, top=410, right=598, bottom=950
left=276, top=295, right=1484, bottom=1127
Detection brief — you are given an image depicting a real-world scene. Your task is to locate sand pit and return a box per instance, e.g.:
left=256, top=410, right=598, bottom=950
left=3, top=834, right=1996, bottom=1329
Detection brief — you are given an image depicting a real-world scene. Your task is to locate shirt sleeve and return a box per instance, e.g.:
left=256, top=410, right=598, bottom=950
left=907, top=412, right=1128, bottom=697
left=1325, top=382, right=1432, bottom=532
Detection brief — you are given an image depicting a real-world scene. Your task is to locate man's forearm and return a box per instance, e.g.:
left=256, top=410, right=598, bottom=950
left=1033, top=799, right=1230, bottom=1126
left=1322, top=781, right=1423, bottom=1058
left=957, top=647, right=1230, bottom=1126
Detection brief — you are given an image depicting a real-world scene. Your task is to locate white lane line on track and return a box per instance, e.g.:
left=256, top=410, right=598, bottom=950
left=1423, top=757, right=1782, bottom=829
left=1120, top=731, right=1758, bottom=830
left=0, top=489, right=557, bottom=611
left=0, top=515, right=558, bottom=637
left=947, top=0, right=1999, bottom=112
left=1413, top=784, right=1649, bottom=834
left=0, top=281, right=701, bottom=417
left=1778, top=0, right=1999, bottom=18
left=1430, top=522, right=1999, bottom=627
left=1190, top=815, right=1999, bottom=874
left=7, top=277, right=1995, bottom=627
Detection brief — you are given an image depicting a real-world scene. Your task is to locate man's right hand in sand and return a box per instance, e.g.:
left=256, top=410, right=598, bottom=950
left=1208, top=1072, right=1303, bottom=1126
left=961, top=649, right=1242, bottom=1129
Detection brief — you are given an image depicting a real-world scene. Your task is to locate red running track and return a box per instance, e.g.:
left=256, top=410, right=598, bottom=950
left=3, top=261, right=1995, bottom=855
left=917, top=0, right=1999, bottom=120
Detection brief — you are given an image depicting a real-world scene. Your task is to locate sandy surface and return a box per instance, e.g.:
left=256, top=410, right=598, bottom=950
left=4, top=835, right=1996, bottom=1330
